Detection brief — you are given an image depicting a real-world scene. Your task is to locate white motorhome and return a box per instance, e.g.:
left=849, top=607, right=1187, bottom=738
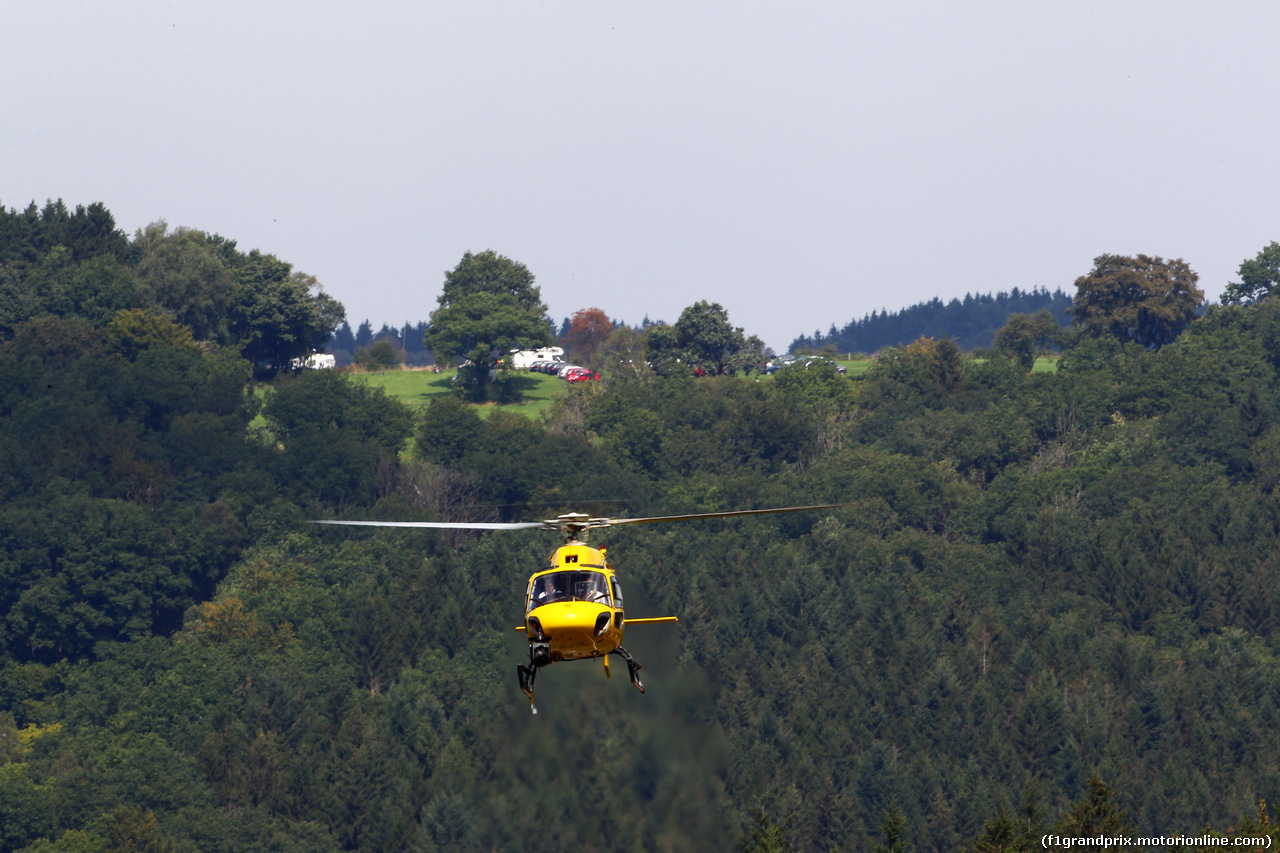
left=509, top=347, right=565, bottom=370
left=290, top=353, right=337, bottom=371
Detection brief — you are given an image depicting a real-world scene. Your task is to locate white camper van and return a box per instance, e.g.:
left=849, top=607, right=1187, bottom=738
left=509, top=347, right=565, bottom=370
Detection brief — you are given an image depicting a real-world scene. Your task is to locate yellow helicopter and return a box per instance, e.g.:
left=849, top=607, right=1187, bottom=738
left=313, top=504, right=840, bottom=712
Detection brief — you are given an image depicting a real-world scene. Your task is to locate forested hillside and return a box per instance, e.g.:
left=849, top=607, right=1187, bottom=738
left=0, top=201, right=341, bottom=377
left=5, top=201, right=1280, bottom=851
left=792, top=287, right=1073, bottom=354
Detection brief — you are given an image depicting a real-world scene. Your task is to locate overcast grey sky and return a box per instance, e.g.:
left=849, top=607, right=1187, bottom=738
left=5, top=1, right=1278, bottom=351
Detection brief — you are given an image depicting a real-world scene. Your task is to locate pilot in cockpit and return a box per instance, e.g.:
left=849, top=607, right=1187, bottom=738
left=535, top=576, right=560, bottom=603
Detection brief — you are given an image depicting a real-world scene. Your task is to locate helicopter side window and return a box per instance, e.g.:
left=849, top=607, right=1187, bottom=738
left=610, top=577, right=624, bottom=610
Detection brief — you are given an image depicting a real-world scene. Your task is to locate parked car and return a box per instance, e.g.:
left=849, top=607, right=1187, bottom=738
left=565, top=368, right=599, bottom=383
left=764, top=356, right=796, bottom=374
left=796, top=355, right=846, bottom=374
left=803, top=356, right=847, bottom=374
left=766, top=355, right=846, bottom=375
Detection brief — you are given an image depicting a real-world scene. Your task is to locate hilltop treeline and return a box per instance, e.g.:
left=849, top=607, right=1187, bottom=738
left=341, top=287, right=1074, bottom=367
left=5, top=204, right=1280, bottom=850
left=792, top=286, right=1073, bottom=354
left=330, top=320, right=432, bottom=367
left=0, top=200, right=342, bottom=374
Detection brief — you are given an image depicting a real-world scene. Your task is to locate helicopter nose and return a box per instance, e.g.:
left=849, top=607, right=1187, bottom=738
left=537, top=604, right=590, bottom=631
left=531, top=603, right=610, bottom=639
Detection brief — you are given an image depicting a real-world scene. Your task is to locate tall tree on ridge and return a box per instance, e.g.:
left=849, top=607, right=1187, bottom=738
left=424, top=250, right=552, bottom=400
left=1069, top=254, right=1203, bottom=350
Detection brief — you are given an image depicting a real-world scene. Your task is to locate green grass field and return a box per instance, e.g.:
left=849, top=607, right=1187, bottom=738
left=838, top=358, right=874, bottom=376
left=352, top=368, right=568, bottom=418
left=309, top=355, right=1025, bottom=419
left=351, top=360, right=883, bottom=413
left=1032, top=355, right=1060, bottom=373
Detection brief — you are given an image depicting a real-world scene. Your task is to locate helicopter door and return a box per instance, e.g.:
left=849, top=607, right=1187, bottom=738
left=611, top=577, right=624, bottom=628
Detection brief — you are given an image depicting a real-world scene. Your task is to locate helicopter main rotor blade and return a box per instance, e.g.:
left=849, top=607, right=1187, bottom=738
left=595, top=503, right=846, bottom=528
left=311, top=520, right=548, bottom=531
left=311, top=503, right=846, bottom=541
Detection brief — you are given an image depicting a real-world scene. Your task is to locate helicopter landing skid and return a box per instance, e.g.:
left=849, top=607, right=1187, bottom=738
left=519, top=648, right=643, bottom=713
left=611, top=646, right=645, bottom=693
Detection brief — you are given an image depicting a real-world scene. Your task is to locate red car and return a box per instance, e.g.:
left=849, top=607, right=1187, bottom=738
left=564, top=367, right=599, bottom=383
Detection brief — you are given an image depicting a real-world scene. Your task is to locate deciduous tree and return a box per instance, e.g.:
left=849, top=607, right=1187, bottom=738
left=133, top=222, right=236, bottom=342
left=105, top=309, right=199, bottom=360
left=645, top=301, right=763, bottom=375
left=424, top=251, right=552, bottom=400
left=1222, top=241, right=1280, bottom=305
left=590, top=325, right=654, bottom=382
left=1069, top=254, right=1203, bottom=349
left=132, top=224, right=343, bottom=373
left=263, top=370, right=413, bottom=506
left=439, top=249, right=544, bottom=312
left=563, top=307, right=613, bottom=363
left=230, top=267, right=344, bottom=376
left=994, top=310, right=1061, bottom=370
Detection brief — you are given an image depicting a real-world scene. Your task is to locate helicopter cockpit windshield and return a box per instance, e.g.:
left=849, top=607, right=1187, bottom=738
left=529, top=571, right=611, bottom=611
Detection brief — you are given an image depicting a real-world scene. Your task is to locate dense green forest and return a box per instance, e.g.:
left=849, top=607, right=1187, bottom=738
left=791, top=287, right=1073, bottom=354
left=4, top=200, right=1280, bottom=851
left=0, top=201, right=341, bottom=377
